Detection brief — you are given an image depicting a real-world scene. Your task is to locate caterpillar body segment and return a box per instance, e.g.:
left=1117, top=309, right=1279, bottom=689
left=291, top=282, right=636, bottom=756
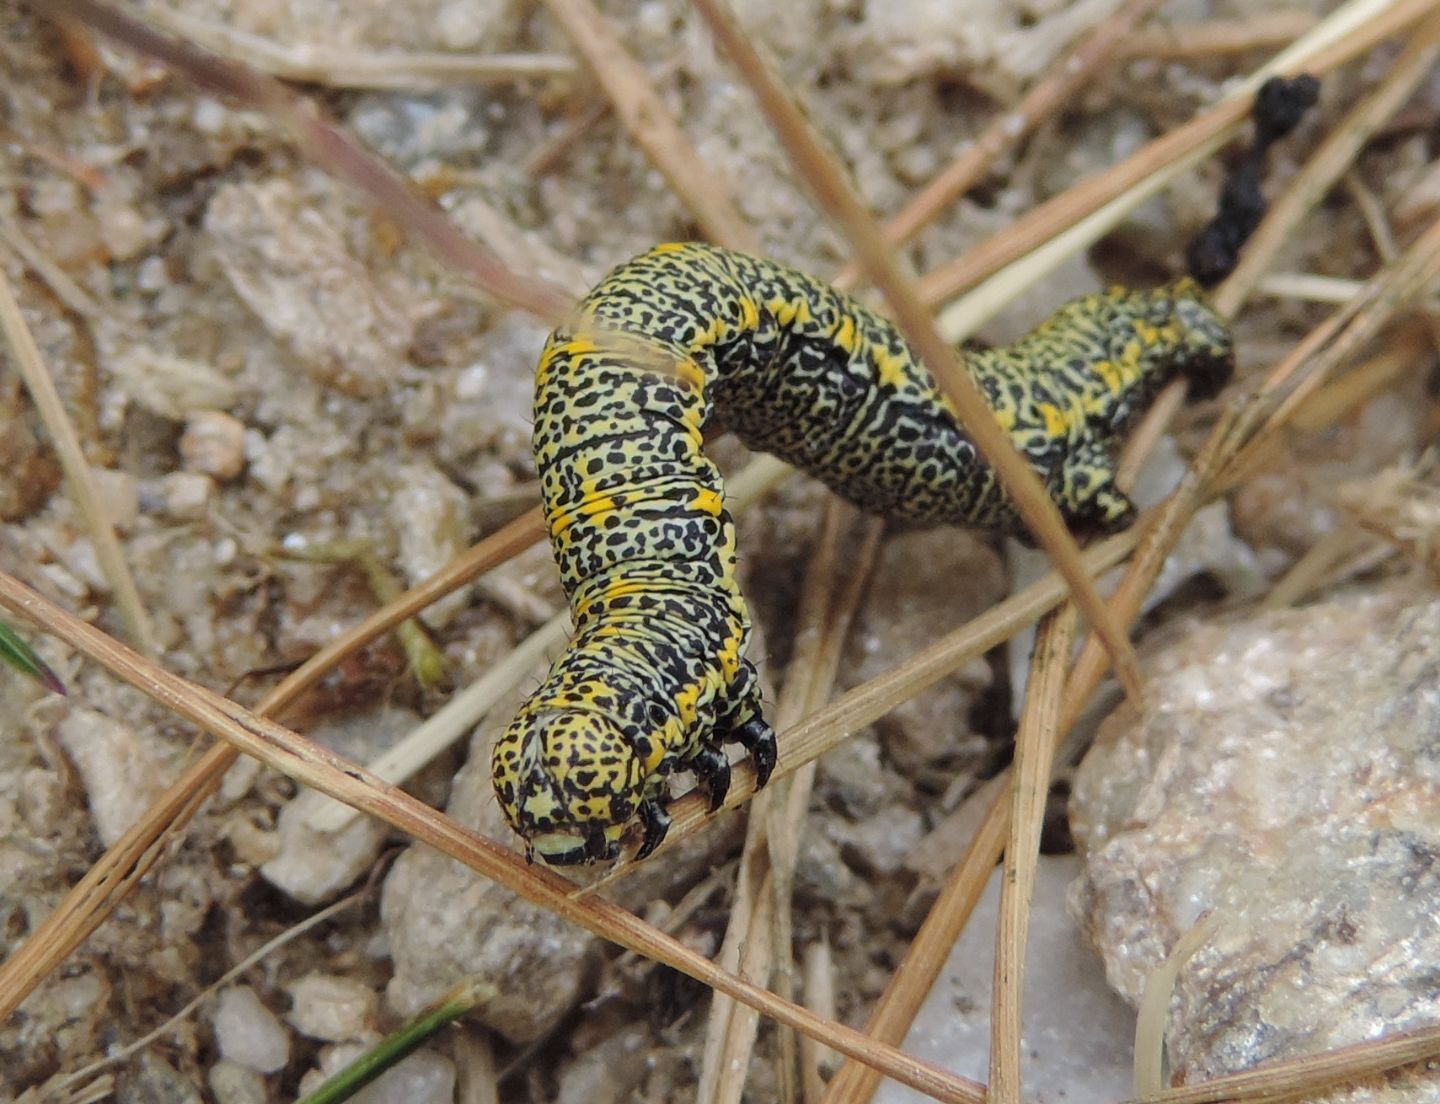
left=492, top=242, right=1233, bottom=863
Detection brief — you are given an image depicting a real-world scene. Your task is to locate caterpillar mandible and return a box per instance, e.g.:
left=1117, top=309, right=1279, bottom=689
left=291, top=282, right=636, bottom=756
left=492, top=242, right=1232, bottom=864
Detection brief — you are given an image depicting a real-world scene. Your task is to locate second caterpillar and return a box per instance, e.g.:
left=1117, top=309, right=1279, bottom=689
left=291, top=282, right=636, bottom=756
left=492, top=242, right=1232, bottom=864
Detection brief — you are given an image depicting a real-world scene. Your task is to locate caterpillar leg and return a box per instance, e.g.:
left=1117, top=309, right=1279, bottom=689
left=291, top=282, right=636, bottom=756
left=635, top=797, right=672, bottom=860
left=1060, top=437, right=1137, bottom=535
left=718, top=660, right=777, bottom=789
left=731, top=716, right=777, bottom=789
left=690, top=744, right=733, bottom=811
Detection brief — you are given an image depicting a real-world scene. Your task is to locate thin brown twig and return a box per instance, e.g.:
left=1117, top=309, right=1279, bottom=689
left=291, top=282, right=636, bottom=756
left=538, top=0, right=760, bottom=252
left=1130, top=1022, right=1440, bottom=1104
left=1343, top=172, right=1401, bottom=264
left=0, top=570, right=986, bottom=1104
left=140, top=6, right=579, bottom=89
left=987, top=604, right=1078, bottom=1104
left=0, top=264, right=155, bottom=656
left=1113, top=11, right=1319, bottom=60
left=689, top=0, right=1147, bottom=707
left=832, top=0, right=1166, bottom=291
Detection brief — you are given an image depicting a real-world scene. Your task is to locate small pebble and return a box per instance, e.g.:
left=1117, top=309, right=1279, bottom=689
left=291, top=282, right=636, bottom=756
left=212, top=987, right=290, bottom=1074
left=55, top=706, right=164, bottom=848
left=180, top=410, right=248, bottom=481
left=285, top=973, right=378, bottom=1042
left=95, top=198, right=152, bottom=260
left=259, top=788, right=386, bottom=906
left=157, top=471, right=214, bottom=520
left=207, top=1060, right=269, bottom=1104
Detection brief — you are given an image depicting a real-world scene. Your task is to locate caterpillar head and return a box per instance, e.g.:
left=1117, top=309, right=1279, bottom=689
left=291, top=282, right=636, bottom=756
left=1165, top=280, right=1235, bottom=401
left=491, top=705, right=646, bottom=865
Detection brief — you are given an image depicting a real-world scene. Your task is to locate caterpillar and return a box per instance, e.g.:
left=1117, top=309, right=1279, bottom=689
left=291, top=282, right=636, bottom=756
left=491, top=242, right=1232, bottom=864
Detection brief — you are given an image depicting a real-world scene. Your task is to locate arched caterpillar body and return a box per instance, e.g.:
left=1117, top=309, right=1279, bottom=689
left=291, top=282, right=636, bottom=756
left=492, top=242, right=1232, bottom=864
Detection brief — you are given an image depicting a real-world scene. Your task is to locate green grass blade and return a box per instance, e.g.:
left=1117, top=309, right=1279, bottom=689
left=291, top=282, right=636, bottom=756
left=0, top=620, right=66, bottom=695
left=294, top=980, right=495, bottom=1104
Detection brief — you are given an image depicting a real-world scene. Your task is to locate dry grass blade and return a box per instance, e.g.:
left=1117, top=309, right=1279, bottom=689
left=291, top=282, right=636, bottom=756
left=832, top=0, right=1166, bottom=291
left=801, top=937, right=838, bottom=1103
left=0, top=570, right=986, bottom=1104
left=24, top=0, right=576, bottom=322
left=1253, top=272, right=1366, bottom=304
left=766, top=510, right=882, bottom=1101
left=0, top=507, right=546, bottom=1022
left=1130, top=1023, right=1440, bottom=1104
left=1132, top=911, right=1223, bottom=1097
left=0, top=210, right=108, bottom=319
left=696, top=829, right=772, bottom=1104
left=921, top=0, right=1436, bottom=327
left=1113, top=10, right=1319, bottom=59
left=141, top=5, right=578, bottom=88
left=1259, top=526, right=1371, bottom=611
left=538, top=0, right=759, bottom=252
left=690, top=0, right=1147, bottom=708
left=988, top=605, right=1078, bottom=1104
left=0, top=265, right=154, bottom=656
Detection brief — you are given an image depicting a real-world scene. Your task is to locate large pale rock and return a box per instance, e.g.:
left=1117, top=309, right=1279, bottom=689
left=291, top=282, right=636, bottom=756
left=1070, top=586, right=1440, bottom=1098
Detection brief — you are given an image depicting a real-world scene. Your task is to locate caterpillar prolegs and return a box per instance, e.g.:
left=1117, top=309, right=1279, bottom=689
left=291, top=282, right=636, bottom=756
left=491, top=242, right=1232, bottom=864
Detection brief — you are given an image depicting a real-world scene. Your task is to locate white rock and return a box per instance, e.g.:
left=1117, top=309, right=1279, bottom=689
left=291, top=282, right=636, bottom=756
left=259, top=788, right=386, bottom=906
left=102, top=346, right=241, bottom=421
left=204, top=179, right=415, bottom=398
left=55, top=706, right=165, bottom=848
left=181, top=410, right=248, bottom=481
left=285, top=973, right=378, bottom=1042
left=388, top=462, right=473, bottom=627
left=87, top=466, right=140, bottom=533
left=212, top=986, right=290, bottom=1074
left=1070, top=586, right=1440, bottom=1097
left=157, top=471, right=215, bottom=520
left=207, top=1059, right=269, bottom=1104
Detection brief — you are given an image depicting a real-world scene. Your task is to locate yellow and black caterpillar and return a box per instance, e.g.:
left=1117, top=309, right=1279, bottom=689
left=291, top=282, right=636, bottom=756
left=492, top=242, right=1232, bottom=864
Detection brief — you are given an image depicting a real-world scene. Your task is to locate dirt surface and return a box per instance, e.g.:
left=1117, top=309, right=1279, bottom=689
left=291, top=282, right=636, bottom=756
left=1, top=1, right=1434, bottom=1101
